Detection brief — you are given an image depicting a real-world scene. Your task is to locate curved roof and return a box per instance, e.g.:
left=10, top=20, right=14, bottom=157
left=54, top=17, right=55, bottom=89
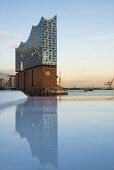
left=17, top=15, right=57, bottom=49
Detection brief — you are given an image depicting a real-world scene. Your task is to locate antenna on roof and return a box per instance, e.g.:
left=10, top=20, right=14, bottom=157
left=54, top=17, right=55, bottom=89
left=59, top=71, right=61, bottom=87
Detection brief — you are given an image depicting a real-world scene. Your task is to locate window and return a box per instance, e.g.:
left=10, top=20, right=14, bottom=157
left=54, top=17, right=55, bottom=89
left=49, top=22, right=51, bottom=26
left=45, top=71, right=50, bottom=76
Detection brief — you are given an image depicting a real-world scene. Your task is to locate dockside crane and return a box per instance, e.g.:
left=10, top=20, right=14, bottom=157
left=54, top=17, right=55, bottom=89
left=59, top=72, right=61, bottom=87
left=105, top=77, right=114, bottom=90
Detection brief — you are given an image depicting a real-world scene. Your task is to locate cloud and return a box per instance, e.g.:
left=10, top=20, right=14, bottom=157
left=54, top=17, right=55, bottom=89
left=0, top=30, right=22, bottom=46
left=87, top=33, right=114, bottom=40
left=0, top=69, right=15, bottom=74
left=0, top=30, right=21, bottom=38
left=8, top=37, right=23, bottom=48
left=0, top=30, right=11, bottom=36
left=0, top=30, right=22, bottom=48
left=8, top=35, right=24, bottom=48
left=8, top=43, right=20, bottom=48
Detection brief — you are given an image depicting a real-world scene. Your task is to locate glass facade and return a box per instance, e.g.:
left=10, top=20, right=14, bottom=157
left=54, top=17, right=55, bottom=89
left=16, top=15, right=57, bottom=72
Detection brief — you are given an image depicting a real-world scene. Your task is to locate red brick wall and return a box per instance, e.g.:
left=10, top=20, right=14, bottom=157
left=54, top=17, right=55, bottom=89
left=16, top=72, right=24, bottom=90
left=19, top=72, right=24, bottom=90
left=33, top=67, right=43, bottom=89
left=16, top=66, right=57, bottom=90
left=33, top=67, right=57, bottom=89
left=16, top=73, right=18, bottom=89
left=25, top=69, right=32, bottom=89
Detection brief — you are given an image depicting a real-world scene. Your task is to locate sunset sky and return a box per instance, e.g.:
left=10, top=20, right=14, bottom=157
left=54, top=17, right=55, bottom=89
left=0, top=0, right=114, bottom=87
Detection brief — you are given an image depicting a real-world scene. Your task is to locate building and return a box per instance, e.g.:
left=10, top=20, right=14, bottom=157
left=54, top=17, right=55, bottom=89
left=2, top=79, right=9, bottom=89
left=15, top=15, right=57, bottom=92
left=0, top=78, right=9, bottom=90
left=8, top=75, right=16, bottom=89
left=0, top=79, right=3, bottom=89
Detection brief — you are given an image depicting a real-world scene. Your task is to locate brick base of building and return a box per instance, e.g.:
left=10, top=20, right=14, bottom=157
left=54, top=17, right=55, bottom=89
left=16, top=66, right=57, bottom=91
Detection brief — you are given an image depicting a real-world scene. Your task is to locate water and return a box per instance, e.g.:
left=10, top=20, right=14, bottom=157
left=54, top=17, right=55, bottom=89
left=68, top=90, right=114, bottom=96
left=0, top=96, right=114, bottom=170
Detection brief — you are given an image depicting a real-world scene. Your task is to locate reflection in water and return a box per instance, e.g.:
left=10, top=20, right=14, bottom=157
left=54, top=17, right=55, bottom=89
left=16, top=97, right=58, bottom=168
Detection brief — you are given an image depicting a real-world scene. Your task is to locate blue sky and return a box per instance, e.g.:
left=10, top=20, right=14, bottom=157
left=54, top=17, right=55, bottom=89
left=0, top=0, right=114, bottom=87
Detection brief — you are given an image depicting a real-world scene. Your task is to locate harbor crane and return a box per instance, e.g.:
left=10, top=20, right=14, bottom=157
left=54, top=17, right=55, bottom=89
left=59, top=72, right=61, bottom=87
left=105, top=77, right=114, bottom=90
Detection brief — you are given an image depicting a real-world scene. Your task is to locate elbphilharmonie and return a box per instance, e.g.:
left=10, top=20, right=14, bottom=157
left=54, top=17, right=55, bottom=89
left=15, top=16, right=57, bottom=94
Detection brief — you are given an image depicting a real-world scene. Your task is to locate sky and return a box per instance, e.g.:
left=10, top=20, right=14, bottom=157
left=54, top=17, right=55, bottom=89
left=0, top=0, right=114, bottom=87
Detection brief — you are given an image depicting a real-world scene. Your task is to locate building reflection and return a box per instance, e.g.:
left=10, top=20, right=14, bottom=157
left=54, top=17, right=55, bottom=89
left=16, top=97, right=57, bottom=168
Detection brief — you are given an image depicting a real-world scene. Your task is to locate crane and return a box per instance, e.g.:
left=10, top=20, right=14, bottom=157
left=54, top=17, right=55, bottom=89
left=105, top=77, right=114, bottom=90
left=59, top=72, right=61, bottom=87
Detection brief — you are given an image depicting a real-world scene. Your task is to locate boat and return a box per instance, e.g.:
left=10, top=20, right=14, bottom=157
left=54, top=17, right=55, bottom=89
left=84, top=87, right=93, bottom=92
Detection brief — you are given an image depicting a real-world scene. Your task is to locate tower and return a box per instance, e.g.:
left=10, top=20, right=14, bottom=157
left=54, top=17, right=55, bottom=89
left=15, top=15, right=57, bottom=92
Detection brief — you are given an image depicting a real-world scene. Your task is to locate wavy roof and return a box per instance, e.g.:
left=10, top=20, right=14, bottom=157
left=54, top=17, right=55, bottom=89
left=17, top=15, right=57, bottom=49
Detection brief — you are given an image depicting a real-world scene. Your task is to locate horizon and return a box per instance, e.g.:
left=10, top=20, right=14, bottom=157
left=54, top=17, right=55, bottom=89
left=0, top=0, right=114, bottom=88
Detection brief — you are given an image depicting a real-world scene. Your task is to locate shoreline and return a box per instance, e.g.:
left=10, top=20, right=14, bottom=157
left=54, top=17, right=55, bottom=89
left=57, top=96, right=114, bottom=101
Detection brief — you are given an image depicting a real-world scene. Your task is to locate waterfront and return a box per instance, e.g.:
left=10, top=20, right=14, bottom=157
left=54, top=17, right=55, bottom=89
left=0, top=95, right=114, bottom=170
left=68, top=90, right=114, bottom=96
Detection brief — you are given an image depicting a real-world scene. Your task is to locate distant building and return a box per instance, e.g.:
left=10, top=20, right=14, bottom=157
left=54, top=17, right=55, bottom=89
left=8, top=75, right=16, bottom=89
left=2, top=79, right=9, bottom=89
left=0, top=78, right=9, bottom=89
left=15, top=15, right=57, bottom=91
left=0, top=79, right=3, bottom=89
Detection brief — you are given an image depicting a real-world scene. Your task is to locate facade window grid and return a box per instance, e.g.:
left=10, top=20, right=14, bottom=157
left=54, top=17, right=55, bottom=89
left=16, top=15, right=57, bottom=71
